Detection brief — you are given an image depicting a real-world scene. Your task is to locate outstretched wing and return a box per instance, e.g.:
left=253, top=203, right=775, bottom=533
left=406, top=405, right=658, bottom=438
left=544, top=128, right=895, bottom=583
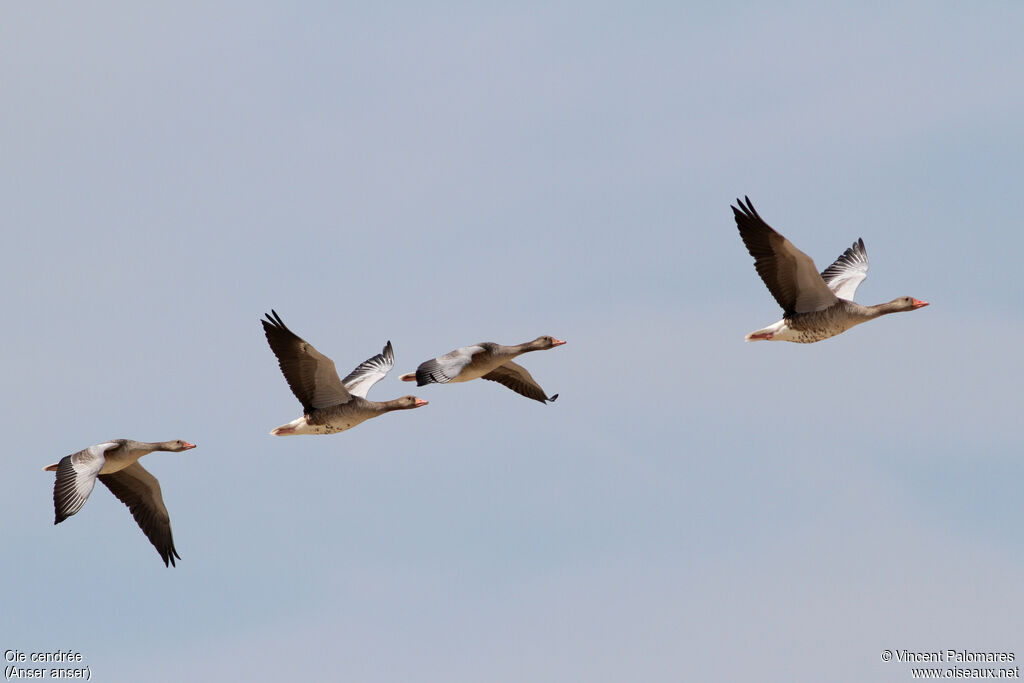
left=48, top=442, right=118, bottom=524
left=342, top=341, right=395, bottom=398
left=821, top=238, right=869, bottom=301
left=414, top=345, right=483, bottom=385
left=262, top=310, right=351, bottom=411
left=98, top=462, right=180, bottom=567
left=732, top=197, right=838, bottom=315
left=482, top=361, right=558, bottom=404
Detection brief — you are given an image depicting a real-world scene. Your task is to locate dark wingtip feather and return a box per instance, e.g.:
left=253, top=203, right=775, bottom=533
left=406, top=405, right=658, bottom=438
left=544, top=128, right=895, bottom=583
left=53, top=506, right=70, bottom=524
left=262, top=309, right=289, bottom=331
left=548, top=393, right=559, bottom=403
left=732, top=195, right=762, bottom=221
left=160, top=543, right=181, bottom=567
left=731, top=196, right=757, bottom=222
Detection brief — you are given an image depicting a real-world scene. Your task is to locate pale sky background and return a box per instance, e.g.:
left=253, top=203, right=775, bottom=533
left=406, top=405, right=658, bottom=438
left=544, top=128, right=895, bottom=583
left=3, top=3, right=1023, bottom=682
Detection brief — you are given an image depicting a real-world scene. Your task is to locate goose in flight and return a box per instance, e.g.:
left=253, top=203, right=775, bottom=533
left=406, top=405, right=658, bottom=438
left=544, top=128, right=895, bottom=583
left=262, top=310, right=427, bottom=435
left=44, top=439, right=195, bottom=566
left=733, top=196, right=928, bottom=343
left=399, top=336, right=566, bottom=403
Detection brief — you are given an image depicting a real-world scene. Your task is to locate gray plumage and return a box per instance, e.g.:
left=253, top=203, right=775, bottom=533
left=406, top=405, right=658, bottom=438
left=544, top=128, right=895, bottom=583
left=402, top=337, right=566, bottom=404
left=732, top=196, right=928, bottom=343
left=261, top=310, right=427, bottom=435
left=44, top=439, right=195, bottom=567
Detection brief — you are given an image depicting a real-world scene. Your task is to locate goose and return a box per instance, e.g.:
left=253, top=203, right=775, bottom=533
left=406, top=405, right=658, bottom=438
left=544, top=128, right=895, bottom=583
left=43, top=439, right=195, bottom=567
left=261, top=310, right=427, bottom=435
left=733, top=196, right=928, bottom=343
left=399, top=336, right=566, bottom=403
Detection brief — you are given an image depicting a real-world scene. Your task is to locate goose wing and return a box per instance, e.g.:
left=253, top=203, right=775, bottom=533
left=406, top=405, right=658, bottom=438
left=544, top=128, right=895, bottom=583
left=820, top=238, right=869, bottom=301
left=414, top=345, right=485, bottom=385
left=342, top=341, right=395, bottom=399
left=733, top=197, right=838, bottom=315
left=47, top=441, right=119, bottom=524
left=98, top=462, right=180, bottom=567
left=482, top=361, right=558, bottom=404
left=262, top=310, right=351, bottom=411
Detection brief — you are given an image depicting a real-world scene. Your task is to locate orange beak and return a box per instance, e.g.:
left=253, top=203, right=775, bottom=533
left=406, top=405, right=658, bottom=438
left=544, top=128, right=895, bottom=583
left=552, top=338, right=567, bottom=346
left=912, top=299, right=929, bottom=309
left=182, top=442, right=197, bottom=450
left=414, top=398, right=429, bottom=408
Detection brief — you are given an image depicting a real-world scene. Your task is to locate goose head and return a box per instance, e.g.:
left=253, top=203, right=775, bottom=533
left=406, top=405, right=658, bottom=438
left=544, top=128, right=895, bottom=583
left=533, top=336, right=567, bottom=349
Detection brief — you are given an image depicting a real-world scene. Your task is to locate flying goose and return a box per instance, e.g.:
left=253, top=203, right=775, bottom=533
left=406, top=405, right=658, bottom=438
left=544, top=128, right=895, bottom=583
left=261, top=310, right=427, bottom=435
left=733, top=196, right=928, bottom=343
left=43, top=439, right=195, bottom=566
left=399, top=336, right=566, bottom=403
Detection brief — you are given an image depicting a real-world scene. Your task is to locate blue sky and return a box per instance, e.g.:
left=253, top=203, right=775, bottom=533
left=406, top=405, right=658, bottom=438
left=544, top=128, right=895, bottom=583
left=3, top=3, right=1022, bottom=681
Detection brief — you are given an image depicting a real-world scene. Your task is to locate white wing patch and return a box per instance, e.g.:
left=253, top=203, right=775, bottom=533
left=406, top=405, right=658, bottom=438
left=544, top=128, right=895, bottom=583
left=342, top=341, right=395, bottom=398
left=50, top=442, right=119, bottom=522
left=821, top=238, right=869, bottom=301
